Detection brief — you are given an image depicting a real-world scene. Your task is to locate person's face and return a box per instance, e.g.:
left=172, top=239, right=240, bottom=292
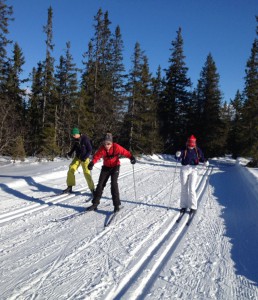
left=72, top=133, right=80, bottom=139
left=103, top=141, right=112, bottom=150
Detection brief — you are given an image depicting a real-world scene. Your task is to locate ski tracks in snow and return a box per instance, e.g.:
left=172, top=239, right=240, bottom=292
left=1, top=158, right=257, bottom=299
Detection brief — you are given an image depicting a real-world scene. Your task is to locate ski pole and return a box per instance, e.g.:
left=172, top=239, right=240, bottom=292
left=132, top=164, right=137, bottom=202
left=168, top=160, right=178, bottom=210
left=207, top=166, right=213, bottom=209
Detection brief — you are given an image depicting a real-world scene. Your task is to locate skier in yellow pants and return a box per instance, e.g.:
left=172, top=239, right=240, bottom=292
left=63, top=128, right=95, bottom=195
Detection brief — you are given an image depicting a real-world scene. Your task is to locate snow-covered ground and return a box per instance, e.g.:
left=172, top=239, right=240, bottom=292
left=0, top=155, right=258, bottom=300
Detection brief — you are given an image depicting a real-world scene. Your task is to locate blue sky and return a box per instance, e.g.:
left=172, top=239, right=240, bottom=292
left=6, top=0, right=257, bottom=102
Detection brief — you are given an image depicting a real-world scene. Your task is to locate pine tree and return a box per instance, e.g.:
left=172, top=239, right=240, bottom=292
left=196, top=53, right=225, bottom=157
left=110, top=25, right=127, bottom=140
left=5, top=43, right=27, bottom=124
left=242, top=16, right=258, bottom=165
left=55, top=42, right=79, bottom=155
left=26, top=63, right=44, bottom=155
left=42, top=6, right=56, bottom=128
left=11, top=135, right=26, bottom=162
left=81, top=9, right=125, bottom=144
left=0, top=0, right=14, bottom=155
left=123, top=42, right=158, bottom=153
left=228, top=90, right=245, bottom=158
left=162, top=28, right=192, bottom=152
left=0, top=0, right=13, bottom=90
left=152, top=66, right=165, bottom=153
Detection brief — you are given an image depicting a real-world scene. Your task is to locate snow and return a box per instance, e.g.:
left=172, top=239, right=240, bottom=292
left=0, top=155, right=258, bottom=300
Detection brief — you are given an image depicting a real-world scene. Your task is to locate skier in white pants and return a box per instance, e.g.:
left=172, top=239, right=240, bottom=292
left=176, top=135, right=208, bottom=214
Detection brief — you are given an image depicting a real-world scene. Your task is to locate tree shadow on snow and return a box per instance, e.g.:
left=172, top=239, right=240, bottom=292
left=210, top=165, right=258, bottom=286
left=0, top=175, right=92, bottom=213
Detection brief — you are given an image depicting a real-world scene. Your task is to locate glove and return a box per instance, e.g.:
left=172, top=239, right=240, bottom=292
left=88, top=161, right=94, bottom=170
left=66, top=152, right=71, bottom=159
left=130, top=156, right=136, bottom=164
left=176, top=151, right=181, bottom=158
left=204, top=160, right=209, bottom=167
left=80, top=157, right=86, bottom=162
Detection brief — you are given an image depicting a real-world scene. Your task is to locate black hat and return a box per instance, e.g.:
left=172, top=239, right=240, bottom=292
left=103, top=133, right=113, bottom=143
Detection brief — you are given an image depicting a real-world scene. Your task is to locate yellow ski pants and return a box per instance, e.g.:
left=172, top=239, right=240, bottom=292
left=66, top=157, right=95, bottom=191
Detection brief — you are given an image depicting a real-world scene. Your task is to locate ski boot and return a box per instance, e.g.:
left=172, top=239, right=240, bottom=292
left=86, top=204, right=98, bottom=211
left=114, top=206, right=120, bottom=213
left=62, top=186, right=72, bottom=194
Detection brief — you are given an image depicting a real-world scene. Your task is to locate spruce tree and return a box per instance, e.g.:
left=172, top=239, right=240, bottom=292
left=81, top=9, right=127, bottom=145
left=196, top=53, right=225, bottom=157
left=5, top=43, right=27, bottom=124
left=26, top=63, right=44, bottom=155
left=41, top=6, right=59, bottom=157
left=55, top=42, right=79, bottom=155
left=242, top=16, right=258, bottom=165
left=110, top=25, right=127, bottom=140
left=0, top=0, right=13, bottom=90
left=42, top=6, right=55, bottom=127
left=81, top=9, right=114, bottom=143
left=162, top=28, right=192, bottom=152
left=228, top=90, right=245, bottom=158
left=124, top=42, right=157, bottom=153
left=0, top=0, right=14, bottom=155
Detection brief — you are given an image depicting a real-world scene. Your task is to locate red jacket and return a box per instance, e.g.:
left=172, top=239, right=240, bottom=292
left=92, top=143, right=132, bottom=168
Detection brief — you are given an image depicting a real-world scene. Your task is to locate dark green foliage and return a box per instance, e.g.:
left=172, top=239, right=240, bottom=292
left=228, top=90, right=245, bottom=158
left=0, top=5, right=257, bottom=163
left=38, top=126, right=60, bottom=161
left=123, top=42, right=162, bottom=154
left=195, top=53, right=225, bottom=157
left=11, top=135, right=26, bottom=162
left=55, top=42, right=79, bottom=155
left=241, top=16, right=258, bottom=163
left=161, top=28, right=192, bottom=152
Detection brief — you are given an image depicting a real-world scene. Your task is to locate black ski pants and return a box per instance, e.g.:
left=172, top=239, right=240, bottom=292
left=92, top=165, right=120, bottom=208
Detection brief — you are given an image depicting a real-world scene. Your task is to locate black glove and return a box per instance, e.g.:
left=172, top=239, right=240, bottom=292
left=88, top=161, right=94, bottom=170
left=130, top=156, right=136, bottom=164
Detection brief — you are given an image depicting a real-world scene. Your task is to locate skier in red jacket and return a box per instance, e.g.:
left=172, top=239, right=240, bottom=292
left=87, top=133, right=136, bottom=212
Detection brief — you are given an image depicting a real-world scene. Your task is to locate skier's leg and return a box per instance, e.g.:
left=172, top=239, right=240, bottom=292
left=188, top=167, right=198, bottom=210
left=92, top=166, right=110, bottom=206
left=180, top=166, right=190, bottom=209
left=110, top=166, right=120, bottom=209
left=81, top=158, right=95, bottom=192
left=66, top=157, right=80, bottom=187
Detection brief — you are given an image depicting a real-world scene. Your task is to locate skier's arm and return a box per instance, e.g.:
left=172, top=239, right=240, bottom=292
left=80, top=136, right=92, bottom=161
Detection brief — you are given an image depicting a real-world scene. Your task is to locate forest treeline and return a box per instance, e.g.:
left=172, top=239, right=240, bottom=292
left=0, top=1, right=257, bottom=165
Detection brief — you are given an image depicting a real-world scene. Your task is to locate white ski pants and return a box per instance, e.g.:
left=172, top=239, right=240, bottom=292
left=180, top=165, right=198, bottom=210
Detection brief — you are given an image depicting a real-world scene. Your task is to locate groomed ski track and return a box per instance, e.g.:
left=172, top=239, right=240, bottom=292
left=1, top=156, right=258, bottom=299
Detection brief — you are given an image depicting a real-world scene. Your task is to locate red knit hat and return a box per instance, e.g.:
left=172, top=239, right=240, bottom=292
left=187, top=135, right=196, bottom=147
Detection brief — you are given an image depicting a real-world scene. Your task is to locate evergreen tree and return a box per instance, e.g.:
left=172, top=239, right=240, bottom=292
left=162, top=28, right=192, bottom=152
left=228, top=90, right=245, bottom=158
left=0, top=0, right=13, bottom=90
left=42, top=6, right=56, bottom=125
left=0, top=0, right=15, bottom=155
left=242, top=16, right=258, bottom=165
left=110, top=25, right=127, bottom=140
left=26, top=63, right=44, bottom=155
left=152, top=66, right=165, bottom=153
left=55, top=41, right=79, bottom=155
left=11, top=135, right=26, bottom=162
left=220, top=101, right=232, bottom=154
left=196, top=53, right=225, bottom=157
left=81, top=9, right=126, bottom=144
left=5, top=43, right=27, bottom=124
left=124, top=42, right=157, bottom=153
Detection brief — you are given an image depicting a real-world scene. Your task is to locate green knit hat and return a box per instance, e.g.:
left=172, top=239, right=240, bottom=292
left=71, top=127, right=80, bottom=135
